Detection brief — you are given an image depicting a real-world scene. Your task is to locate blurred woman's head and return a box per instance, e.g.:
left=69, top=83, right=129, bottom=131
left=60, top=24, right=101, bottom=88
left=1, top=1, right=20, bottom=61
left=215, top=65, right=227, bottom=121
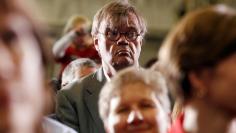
left=64, top=15, right=92, bottom=48
left=99, top=67, right=170, bottom=133
left=158, top=4, right=236, bottom=115
left=63, top=15, right=90, bottom=34
left=0, top=0, right=51, bottom=132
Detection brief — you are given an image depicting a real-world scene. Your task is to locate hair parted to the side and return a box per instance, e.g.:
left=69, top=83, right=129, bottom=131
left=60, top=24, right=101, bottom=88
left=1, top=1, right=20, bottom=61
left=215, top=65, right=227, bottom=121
left=98, top=67, right=170, bottom=122
left=91, top=0, right=146, bottom=37
left=158, top=4, right=236, bottom=102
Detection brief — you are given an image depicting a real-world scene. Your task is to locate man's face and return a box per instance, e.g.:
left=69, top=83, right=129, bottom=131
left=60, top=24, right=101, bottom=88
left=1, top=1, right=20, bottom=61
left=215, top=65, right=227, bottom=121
left=94, top=13, right=142, bottom=72
left=0, top=13, right=45, bottom=132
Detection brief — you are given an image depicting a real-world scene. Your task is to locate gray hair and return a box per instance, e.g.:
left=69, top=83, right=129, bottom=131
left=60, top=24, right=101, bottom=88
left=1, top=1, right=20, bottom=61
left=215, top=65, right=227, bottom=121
left=61, top=58, right=97, bottom=87
left=98, top=67, right=170, bottom=122
left=91, top=0, right=147, bottom=37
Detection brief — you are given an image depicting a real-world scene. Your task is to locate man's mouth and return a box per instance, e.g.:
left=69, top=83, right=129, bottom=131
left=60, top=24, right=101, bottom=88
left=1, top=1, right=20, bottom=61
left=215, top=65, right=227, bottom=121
left=115, top=50, right=131, bottom=57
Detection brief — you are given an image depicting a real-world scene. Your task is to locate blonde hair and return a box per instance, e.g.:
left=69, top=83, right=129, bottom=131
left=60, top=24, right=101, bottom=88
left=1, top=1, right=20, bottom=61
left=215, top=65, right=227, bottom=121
left=63, top=15, right=91, bottom=34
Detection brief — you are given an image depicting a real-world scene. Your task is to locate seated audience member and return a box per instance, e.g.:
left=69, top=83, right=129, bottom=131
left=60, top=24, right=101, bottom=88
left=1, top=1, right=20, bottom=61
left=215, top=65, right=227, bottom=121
left=158, top=4, right=236, bottom=133
left=61, top=58, right=98, bottom=88
left=52, top=15, right=100, bottom=79
left=0, top=0, right=76, bottom=132
left=99, top=67, right=171, bottom=133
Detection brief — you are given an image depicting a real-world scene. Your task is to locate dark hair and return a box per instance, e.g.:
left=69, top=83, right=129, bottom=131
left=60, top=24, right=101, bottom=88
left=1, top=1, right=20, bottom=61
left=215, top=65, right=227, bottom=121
left=158, top=5, right=236, bottom=100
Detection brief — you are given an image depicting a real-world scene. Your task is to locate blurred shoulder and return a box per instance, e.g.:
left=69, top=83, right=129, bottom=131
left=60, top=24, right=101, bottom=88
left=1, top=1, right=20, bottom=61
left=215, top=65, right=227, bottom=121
left=43, top=117, right=77, bottom=133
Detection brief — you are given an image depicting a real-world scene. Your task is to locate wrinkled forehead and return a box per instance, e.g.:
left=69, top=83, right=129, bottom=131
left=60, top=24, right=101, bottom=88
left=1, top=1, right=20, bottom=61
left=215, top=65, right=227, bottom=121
left=99, top=13, right=141, bottom=32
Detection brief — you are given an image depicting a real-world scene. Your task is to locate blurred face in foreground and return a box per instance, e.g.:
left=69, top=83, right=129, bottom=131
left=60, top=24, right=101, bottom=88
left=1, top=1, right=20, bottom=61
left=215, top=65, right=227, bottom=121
left=105, top=82, right=168, bottom=133
left=198, top=53, right=236, bottom=115
left=0, top=12, right=45, bottom=133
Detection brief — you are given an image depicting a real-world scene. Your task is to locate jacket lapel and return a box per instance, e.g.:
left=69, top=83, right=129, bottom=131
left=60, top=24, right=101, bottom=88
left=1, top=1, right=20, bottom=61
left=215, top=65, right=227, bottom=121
left=84, top=68, right=106, bottom=131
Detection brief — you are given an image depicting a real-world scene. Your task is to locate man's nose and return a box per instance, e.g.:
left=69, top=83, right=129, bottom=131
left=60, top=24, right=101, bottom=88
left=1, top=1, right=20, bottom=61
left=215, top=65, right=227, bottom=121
left=127, top=109, right=144, bottom=125
left=116, top=34, right=129, bottom=45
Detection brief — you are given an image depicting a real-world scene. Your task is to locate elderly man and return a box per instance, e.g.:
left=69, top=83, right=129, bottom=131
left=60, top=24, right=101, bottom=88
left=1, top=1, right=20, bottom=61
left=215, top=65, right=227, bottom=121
left=55, top=1, right=146, bottom=133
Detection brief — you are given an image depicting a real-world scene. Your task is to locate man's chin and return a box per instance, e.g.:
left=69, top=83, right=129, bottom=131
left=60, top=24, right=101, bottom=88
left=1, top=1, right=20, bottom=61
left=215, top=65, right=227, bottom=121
left=112, top=60, right=133, bottom=71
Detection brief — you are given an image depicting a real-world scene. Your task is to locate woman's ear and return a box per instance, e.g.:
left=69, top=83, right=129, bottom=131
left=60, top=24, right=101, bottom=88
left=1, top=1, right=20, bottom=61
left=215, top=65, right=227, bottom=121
left=188, top=69, right=212, bottom=98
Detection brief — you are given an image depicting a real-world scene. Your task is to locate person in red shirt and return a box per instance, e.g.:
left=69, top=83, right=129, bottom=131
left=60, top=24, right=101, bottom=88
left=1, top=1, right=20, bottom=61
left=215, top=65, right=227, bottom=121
left=159, top=5, right=236, bottom=133
left=53, top=15, right=100, bottom=79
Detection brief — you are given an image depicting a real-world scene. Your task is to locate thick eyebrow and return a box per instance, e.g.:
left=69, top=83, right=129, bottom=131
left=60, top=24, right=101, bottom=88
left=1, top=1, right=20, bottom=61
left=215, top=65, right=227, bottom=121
left=105, top=27, right=117, bottom=32
left=128, top=27, right=139, bottom=32
left=105, top=27, right=139, bottom=33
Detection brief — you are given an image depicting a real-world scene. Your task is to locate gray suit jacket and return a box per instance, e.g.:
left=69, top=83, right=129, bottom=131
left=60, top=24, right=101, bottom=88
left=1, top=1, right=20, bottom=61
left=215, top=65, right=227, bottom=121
left=56, top=68, right=106, bottom=133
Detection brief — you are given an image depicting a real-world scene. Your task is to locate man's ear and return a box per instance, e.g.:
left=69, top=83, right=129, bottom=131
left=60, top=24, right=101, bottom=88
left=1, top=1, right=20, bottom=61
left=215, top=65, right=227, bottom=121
left=139, top=36, right=143, bottom=46
left=188, top=69, right=212, bottom=98
left=93, top=36, right=101, bottom=58
left=93, top=36, right=99, bottom=51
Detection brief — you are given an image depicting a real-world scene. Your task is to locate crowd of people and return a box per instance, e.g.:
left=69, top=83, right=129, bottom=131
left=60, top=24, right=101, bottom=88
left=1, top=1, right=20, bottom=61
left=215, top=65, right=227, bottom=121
left=1, top=0, right=236, bottom=133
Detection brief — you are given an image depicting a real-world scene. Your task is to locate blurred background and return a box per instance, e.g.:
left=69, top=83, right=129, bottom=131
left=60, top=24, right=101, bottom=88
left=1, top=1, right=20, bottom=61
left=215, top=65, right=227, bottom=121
left=23, top=0, right=236, bottom=75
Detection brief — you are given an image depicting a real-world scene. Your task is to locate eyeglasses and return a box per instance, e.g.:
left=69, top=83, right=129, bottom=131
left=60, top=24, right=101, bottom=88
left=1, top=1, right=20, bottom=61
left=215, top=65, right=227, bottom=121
left=99, top=30, right=141, bottom=41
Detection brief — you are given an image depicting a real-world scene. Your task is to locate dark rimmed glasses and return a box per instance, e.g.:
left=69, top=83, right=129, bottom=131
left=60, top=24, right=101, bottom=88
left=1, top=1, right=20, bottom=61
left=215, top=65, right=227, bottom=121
left=99, top=30, right=141, bottom=41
